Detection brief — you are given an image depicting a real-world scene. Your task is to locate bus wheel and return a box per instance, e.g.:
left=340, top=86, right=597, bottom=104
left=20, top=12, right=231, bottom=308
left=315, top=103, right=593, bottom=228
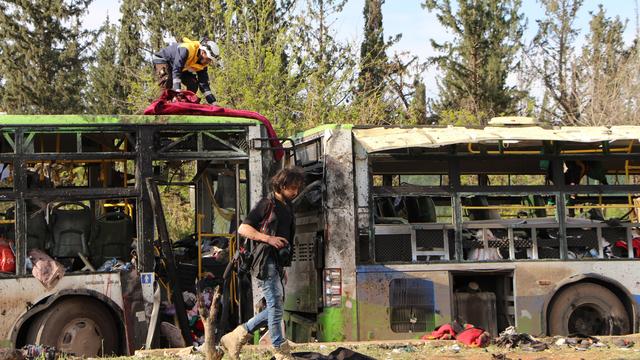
left=25, top=297, right=119, bottom=356
left=548, top=282, right=630, bottom=335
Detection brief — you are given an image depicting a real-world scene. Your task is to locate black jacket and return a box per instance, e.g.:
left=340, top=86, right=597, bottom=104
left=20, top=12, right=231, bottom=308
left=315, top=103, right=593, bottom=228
left=245, top=194, right=295, bottom=280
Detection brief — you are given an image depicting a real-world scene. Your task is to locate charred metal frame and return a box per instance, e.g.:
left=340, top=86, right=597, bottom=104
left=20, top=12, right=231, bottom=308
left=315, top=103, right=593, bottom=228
left=367, top=144, right=640, bottom=264
left=1, top=122, right=255, bottom=275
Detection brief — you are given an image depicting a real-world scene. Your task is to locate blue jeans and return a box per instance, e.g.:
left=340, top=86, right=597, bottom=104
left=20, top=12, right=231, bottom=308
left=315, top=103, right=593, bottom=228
left=242, top=258, right=285, bottom=347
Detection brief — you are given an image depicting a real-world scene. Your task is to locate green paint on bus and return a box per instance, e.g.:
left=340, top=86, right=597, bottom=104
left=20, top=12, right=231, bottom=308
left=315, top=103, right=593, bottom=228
left=0, top=115, right=260, bottom=126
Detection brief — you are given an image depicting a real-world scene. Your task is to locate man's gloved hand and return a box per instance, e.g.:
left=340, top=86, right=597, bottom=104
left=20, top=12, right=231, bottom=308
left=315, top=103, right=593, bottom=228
left=205, top=94, right=217, bottom=104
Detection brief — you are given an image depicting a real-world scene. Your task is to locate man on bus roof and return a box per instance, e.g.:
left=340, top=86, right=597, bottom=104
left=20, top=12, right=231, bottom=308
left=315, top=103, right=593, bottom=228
left=152, top=37, right=219, bottom=104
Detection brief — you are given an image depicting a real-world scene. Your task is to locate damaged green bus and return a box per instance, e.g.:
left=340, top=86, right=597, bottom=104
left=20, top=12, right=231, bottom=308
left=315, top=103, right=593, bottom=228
left=0, top=114, right=279, bottom=356
left=286, top=119, right=640, bottom=341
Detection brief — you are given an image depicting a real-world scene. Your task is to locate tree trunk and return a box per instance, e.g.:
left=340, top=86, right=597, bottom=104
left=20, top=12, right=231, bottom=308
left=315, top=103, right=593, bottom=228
left=200, top=286, right=223, bottom=360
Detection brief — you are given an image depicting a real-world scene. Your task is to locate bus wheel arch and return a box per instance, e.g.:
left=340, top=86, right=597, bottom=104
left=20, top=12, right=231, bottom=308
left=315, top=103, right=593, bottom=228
left=544, top=275, right=635, bottom=335
left=13, top=291, right=125, bottom=355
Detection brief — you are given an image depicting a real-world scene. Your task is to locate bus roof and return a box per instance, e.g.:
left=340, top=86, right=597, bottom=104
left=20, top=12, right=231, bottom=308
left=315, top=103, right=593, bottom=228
left=0, top=114, right=261, bottom=126
left=353, top=125, right=640, bottom=152
left=292, top=124, right=353, bottom=139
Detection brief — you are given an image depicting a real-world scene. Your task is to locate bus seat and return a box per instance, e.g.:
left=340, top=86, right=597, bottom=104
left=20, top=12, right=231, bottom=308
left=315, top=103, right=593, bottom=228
left=532, top=195, right=547, bottom=218
left=50, top=202, right=92, bottom=257
left=375, top=197, right=408, bottom=224
left=376, top=197, right=397, bottom=217
left=406, top=196, right=437, bottom=223
left=466, top=196, right=500, bottom=220
left=3, top=206, right=50, bottom=251
left=91, top=211, right=134, bottom=267
left=27, top=210, right=50, bottom=251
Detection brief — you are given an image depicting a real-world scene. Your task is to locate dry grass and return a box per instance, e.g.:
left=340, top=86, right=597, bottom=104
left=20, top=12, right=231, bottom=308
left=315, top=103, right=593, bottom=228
left=129, top=335, right=640, bottom=360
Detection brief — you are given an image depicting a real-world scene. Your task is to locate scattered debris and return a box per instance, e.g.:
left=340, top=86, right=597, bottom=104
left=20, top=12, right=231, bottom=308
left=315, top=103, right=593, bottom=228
left=612, top=338, right=635, bottom=348
left=495, top=326, right=547, bottom=351
left=446, top=344, right=461, bottom=353
left=521, top=342, right=549, bottom=352
left=491, top=354, right=512, bottom=360
left=20, top=344, right=60, bottom=360
left=553, top=334, right=603, bottom=351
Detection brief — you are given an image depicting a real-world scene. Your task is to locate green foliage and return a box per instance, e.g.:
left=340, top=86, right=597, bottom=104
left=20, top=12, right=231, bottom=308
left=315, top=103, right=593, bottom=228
left=356, top=0, right=412, bottom=125
left=125, top=67, right=158, bottom=114
left=358, top=0, right=387, bottom=97
left=529, top=0, right=638, bottom=126
left=119, top=0, right=145, bottom=70
left=435, top=108, right=480, bottom=126
left=116, top=0, right=146, bottom=113
left=423, top=0, right=526, bottom=126
left=158, top=161, right=197, bottom=241
left=208, top=0, right=304, bottom=135
left=0, top=0, right=93, bottom=114
left=529, top=0, right=583, bottom=124
left=141, top=0, right=166, bottom=52
left=577, top=6, right=636, bottom=125
left=583, top=5, right=627, bottom=76
left=408, top=77, right=427, bottom=124
left=293, top=0, right=358, bottom=129
left=87, top=18, right=127, bottom=114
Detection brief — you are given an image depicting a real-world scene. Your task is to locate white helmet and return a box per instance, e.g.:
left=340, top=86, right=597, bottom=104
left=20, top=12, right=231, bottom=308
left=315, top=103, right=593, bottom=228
left=200, top=41, right=220, bottom=58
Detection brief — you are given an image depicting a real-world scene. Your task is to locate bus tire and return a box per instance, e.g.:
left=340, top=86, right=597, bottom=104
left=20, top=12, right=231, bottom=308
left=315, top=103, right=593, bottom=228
left=548, top=282, right=630, bottom=335
left=24, top=297, right=119, bottom=356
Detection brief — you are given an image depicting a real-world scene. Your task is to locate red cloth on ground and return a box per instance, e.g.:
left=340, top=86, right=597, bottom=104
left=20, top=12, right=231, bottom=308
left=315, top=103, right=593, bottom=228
left=421, top=323, right=490, bottom=348
left=144, top=90, right=284, bottom=160
left=456, top=327, right=490, bottom=347
left=421, top=323, right=457, bottom=340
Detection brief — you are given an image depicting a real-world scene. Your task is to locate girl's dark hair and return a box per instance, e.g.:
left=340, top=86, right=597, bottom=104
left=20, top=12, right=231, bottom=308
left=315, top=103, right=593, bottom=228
left=271, top=167, right=304, bottom=193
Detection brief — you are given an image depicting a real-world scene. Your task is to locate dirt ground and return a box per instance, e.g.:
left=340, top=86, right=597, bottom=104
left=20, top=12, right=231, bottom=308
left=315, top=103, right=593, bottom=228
left=133, top=334, right=640, bottom=360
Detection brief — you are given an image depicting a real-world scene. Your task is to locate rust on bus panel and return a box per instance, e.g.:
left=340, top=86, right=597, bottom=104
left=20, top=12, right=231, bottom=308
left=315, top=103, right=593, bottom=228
left=513, top=264, right=569, bottom=335
left=1, top=278, right=46, bottom=340
left=355, top=268, right=452, bottom=341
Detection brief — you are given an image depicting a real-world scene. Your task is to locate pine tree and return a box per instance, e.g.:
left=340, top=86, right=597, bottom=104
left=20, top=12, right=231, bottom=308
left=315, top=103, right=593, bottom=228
left=208, top=0, right=303, bottom=135
left=117, top=0, right=146, bottom=113
left=358, top=0, right=387, bottom=97
left=423, top=0, right=525, bottom=126
left=119, top=0, right=145, bottom=71
left=165, top=0, right=228, bottom=42
left=87, top=18, right=125, bottom=114
left=0, top=0, right=93, bottom=114
left=579, top=6, right=636, bottom=125
left=529, top=0, right=583, bottom=124
left=408, top=76, right=427, bottom=124
left=142, top=0, right=167, bottom=52
left=354, top=0, right=411, bottom=125
left=295, top=0, right=356, bottom=127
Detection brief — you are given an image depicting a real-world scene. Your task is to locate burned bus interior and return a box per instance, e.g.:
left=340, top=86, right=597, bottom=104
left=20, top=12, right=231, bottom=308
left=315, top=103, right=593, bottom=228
left=0, top=122, right=256, bottom=291
left=360, top=133, right=640, bottom=335
left=365, top=138, right=640, bottom=263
